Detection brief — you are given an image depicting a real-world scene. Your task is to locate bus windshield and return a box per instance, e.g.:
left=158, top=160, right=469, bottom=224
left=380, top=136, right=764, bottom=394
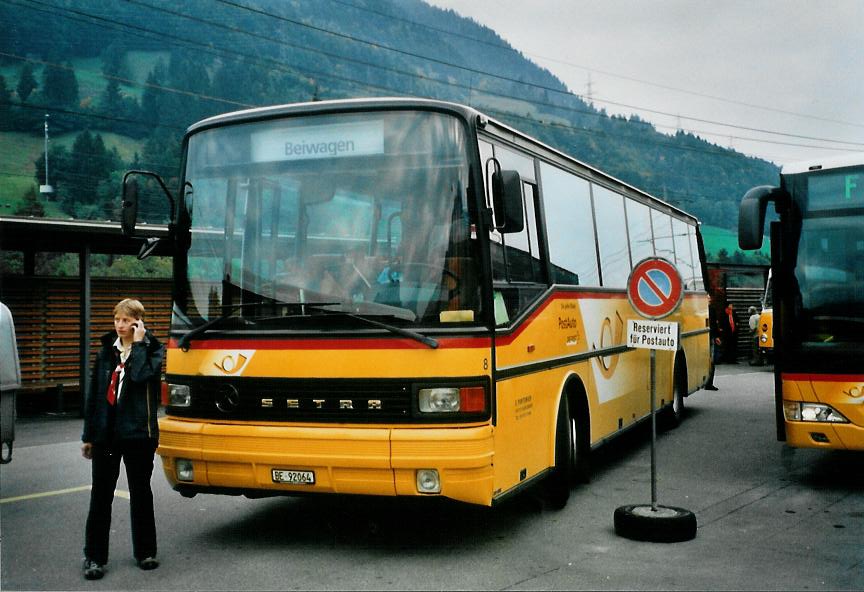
left=791, top=165, right=864, bottom=344
left=179, top=110, right=480, bottom=330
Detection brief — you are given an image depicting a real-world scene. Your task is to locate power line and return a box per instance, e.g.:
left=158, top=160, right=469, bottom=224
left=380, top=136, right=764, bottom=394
left=6, top=0, right=854, bottom=174
left=334, top=0, right=864, bottom=130
left=15, top=0, right=862, bottom=154
left=210, top=0, right=864, bottom=146
left=0, top=95, right=187, bottom=133
left=119, top=0, right=864, bottom=151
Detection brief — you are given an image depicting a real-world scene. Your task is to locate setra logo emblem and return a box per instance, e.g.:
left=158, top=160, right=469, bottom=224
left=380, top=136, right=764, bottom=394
left=214, top=353, right=249, bottom=375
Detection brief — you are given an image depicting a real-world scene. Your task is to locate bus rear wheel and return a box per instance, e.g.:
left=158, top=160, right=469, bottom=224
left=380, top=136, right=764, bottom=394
left=545, top=395, right=590, bottom=509
left=661, top=367, right=686, bottom=430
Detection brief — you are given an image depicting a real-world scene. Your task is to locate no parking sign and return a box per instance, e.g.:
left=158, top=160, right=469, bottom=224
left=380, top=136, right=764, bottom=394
left=626, top=257, right=683, bottom=320
left=626, top=258, right=682, bottom=351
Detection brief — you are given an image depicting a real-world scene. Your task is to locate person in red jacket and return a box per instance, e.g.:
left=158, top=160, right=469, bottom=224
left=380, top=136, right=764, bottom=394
left=81, top=299, right=164, bottom=580
left=723, top=303, right=738, bottom=363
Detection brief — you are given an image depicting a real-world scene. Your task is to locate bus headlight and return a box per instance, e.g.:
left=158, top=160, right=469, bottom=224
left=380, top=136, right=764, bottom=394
left=783, top=401, right=849, bottom=423
left=760, top=335, right=768, bottom=343
left=168, top=384, right=191, bottom=407
left=176, top=459, right=195, bottom=482
left=416, top=469, right=441, bottom=493
left=417, top=386, right=486, bottom=414
left=418, top=388, right=460, bottom=412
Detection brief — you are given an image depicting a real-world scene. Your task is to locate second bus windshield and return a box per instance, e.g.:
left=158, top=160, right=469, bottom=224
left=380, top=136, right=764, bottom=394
left=181, top=110, right=480, bottom=329
left=791, top=165, right=864, bottom=344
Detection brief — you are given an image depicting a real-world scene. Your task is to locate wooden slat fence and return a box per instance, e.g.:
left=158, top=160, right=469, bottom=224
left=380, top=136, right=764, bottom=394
left=0, top=276, right=172, bottom=393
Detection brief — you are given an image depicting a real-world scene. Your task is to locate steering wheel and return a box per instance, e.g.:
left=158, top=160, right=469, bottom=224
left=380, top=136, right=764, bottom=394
left=394, top=261, right=460, bottom=291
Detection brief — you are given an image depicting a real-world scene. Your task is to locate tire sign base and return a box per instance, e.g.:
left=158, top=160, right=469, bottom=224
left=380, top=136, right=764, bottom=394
left=614, top=504, right=697, bottom=543
left=616, top=258, right=696, bottom=542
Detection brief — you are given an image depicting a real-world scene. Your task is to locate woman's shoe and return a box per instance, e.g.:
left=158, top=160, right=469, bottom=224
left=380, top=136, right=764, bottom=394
left=137, top=557, right=159, bottom=570
left=83, top=558, right=105, bottom=580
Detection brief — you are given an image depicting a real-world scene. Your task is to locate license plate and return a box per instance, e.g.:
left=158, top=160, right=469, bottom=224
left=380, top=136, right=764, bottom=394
left=271, top=469, right=315, bottom=485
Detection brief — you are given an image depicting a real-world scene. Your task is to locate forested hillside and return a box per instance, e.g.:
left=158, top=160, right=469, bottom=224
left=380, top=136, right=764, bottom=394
left=1, top=0, right=775, bottom=262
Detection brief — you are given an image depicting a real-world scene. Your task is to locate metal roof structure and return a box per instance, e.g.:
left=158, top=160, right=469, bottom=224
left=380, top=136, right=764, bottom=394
left=0, top=216, right=170, bottom=257
left=1, top=216, right=171, bottom=401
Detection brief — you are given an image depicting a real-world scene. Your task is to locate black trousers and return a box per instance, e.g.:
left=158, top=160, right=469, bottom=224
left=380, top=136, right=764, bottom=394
left=84, top=438, right=157, bottom=564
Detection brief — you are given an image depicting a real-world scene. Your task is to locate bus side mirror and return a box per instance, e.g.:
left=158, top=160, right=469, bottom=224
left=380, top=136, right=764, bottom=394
left=121, top=170, right=176, bottom=238
left=121, top=175, right=140, bottom=237
left=738, top=185, right=788, bottom=250
left=121, top=170, right=177, bottom=259
left=492, top=169, right=524, bottom=234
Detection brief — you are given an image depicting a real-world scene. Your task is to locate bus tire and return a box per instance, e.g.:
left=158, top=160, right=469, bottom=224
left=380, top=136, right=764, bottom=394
left=661, top=364, right=686, bottom=430
left=544, top=396, right=573, bottom=510
left=570, top=393, right=591, bottom=485
left=614, top=504, right=697, bottom=542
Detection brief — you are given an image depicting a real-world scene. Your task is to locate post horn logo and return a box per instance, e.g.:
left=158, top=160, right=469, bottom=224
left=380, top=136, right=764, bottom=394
left=214, top=353, right=249, bottom=375
left=594, top=311, right=624, bottom=378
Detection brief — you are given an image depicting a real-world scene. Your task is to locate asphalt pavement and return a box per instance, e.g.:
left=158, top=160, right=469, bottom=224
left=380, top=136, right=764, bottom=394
left=1, top=363, right=862, bottom=591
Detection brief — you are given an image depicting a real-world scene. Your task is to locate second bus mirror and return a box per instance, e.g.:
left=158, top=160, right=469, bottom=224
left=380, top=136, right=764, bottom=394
left=738, top=185, right=788, bottom=250
left=492, top=169, right=524, bottom=234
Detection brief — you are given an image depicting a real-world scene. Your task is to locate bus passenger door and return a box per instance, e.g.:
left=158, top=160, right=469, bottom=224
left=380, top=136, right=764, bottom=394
left=489, top=176, right=554, bottom=495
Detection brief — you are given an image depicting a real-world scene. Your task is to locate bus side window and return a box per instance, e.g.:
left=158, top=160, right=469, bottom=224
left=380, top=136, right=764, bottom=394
left=538, top=161, right=599, bottom=287
left=490, top=181, right=545, bottom=323
left=484, top=144, right=547, bottom=324
left=593, top=183, right=630, bottom=288
left=687, top=226, right=705, bottom=291
left=672, top=217, right=694, bottom=289
left=495, top=181, right=542, bottom=283
left=652, top=210, right=675, bottom=262
left=626, top=198, right=654, bottom=265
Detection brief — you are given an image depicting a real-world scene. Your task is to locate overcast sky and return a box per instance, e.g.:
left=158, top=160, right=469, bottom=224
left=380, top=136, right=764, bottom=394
left=425, top=0, right=863, bottom=167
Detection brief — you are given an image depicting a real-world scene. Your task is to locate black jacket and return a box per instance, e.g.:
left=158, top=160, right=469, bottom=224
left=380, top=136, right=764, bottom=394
left=82, top=330, right=164, bottom=445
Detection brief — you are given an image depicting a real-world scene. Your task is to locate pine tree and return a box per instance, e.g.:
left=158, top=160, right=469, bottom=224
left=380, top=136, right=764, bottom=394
left=42, top=61, right=79, bottom=107
left=16, top=64, right=37, bottom=103
left=100, top=42, right=129, bottom=78
left=0, top=75, right=11, bottom=131
left=14, top=186, right=46, bottom=217
left=100, top=78, right=123, bottom=114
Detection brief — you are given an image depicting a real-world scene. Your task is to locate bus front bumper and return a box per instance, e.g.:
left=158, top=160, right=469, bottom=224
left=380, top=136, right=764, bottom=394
left=785, top=420, right=864, bottom=450
left=157, top=417, right=496, bottom=506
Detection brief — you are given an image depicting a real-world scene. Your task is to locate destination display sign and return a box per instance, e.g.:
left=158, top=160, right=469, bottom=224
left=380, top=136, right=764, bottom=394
left=251, top=120, right=385, bottom=163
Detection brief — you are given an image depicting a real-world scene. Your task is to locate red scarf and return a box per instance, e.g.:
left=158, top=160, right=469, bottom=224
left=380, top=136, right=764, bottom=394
left=106, top=361, right=124, bottom=405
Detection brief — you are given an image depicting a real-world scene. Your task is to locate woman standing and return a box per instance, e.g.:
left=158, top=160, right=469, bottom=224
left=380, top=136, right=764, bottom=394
left=81, top=298, right=164, bottom=580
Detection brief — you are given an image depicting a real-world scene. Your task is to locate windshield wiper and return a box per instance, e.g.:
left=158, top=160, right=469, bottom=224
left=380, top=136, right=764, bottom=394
left=177, top=301, right=265, bottom=351
left=307, top=304, right=438, bottom=349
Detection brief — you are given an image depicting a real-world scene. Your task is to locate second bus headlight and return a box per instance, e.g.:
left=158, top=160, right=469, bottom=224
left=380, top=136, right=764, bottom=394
left=783, top=401, right=849, bottom=423
left=169, top=384, right=191, bottom=407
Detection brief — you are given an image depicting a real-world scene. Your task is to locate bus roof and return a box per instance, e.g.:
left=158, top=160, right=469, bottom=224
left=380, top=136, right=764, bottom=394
left=186, top=97, right=699, bottom=225
left=782, top=152, right=864, bottom=175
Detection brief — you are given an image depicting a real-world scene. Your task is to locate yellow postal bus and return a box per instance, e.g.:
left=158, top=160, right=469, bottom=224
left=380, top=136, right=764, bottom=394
left=739, top=153, right=864, bottom=450
left=758, top=269, right=774, bottom=358
left=123, top=98, right=712, bottom=507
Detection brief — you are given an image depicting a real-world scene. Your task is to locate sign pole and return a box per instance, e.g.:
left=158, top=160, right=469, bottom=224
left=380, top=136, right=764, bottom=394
left=650, top=348, right=657, bottom=511
left=615, top=257, right=696, bottom=542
